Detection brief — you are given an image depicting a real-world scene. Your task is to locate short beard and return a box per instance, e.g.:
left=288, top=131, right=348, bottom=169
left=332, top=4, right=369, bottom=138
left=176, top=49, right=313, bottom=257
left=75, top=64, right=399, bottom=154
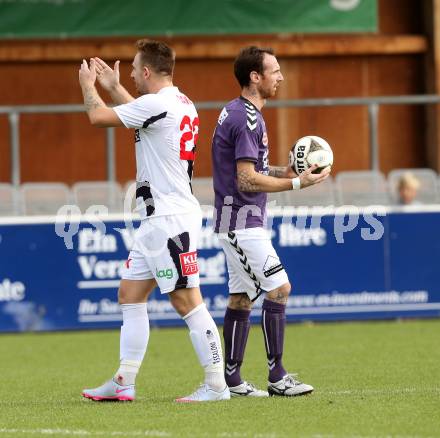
left=257, top=85, right=275, bottom=99
left=260, top=90, right=273, bottom=99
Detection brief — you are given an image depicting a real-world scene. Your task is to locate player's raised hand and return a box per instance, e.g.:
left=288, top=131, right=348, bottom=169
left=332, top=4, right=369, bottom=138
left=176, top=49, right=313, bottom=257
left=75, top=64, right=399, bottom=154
left=298, top=164, right=331, bottom=188
left=93, top=58, right=120, bottom=91
left=78, top=59, right=97, bottom=87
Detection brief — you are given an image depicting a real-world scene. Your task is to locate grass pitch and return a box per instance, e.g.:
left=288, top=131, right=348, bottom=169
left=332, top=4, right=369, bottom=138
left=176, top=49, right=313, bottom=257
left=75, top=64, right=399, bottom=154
left=1, top=319, right=439, bottom=438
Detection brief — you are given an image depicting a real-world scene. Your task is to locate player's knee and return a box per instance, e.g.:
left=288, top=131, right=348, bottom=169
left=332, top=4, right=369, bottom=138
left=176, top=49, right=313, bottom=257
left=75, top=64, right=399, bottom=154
left=228, top=293, right=252, bottom=310
left=169, top=293, right=187, bottom=316
left=118, top=287, right=128, bottom=305
left=118, top=279, right=153, bottom=304
left=118, top=285, right=137, bottom=305
left=169, top=287, right=203, bottom=317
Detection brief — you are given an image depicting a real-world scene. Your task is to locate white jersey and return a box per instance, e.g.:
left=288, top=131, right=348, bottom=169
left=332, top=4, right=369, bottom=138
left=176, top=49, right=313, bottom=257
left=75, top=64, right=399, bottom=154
left=114, top=86, right=201, bottom=219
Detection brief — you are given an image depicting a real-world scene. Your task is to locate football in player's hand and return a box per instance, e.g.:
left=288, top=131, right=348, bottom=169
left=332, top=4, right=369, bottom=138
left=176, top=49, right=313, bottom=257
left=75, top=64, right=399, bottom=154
left=289, top=135, right=333, bottom=174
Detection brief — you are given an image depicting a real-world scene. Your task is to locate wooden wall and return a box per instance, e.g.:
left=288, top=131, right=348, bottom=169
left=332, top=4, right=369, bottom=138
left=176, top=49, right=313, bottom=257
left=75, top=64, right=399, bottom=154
left=0, top=0, right=432, bottom=184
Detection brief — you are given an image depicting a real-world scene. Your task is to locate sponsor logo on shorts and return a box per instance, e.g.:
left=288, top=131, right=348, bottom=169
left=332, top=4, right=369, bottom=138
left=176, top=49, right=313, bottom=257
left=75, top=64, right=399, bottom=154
left=125, top=258, right=132, bottom=269
left=156, top=268, right=174, bottom=279
left=263, top=255, right=284, bottom=278
left=179, top=251, right=199, bottom=276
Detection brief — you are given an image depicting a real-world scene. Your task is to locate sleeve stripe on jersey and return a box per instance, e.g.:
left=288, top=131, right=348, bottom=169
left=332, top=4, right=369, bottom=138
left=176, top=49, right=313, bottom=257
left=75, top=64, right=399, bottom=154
left=142, top=111, right=168, bottom=129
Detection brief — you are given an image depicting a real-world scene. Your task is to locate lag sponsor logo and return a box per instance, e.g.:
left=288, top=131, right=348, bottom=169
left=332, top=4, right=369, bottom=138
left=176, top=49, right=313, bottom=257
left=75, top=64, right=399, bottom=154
left=156, top=268, right=173, bottom=280
left=179, top=251, right=199, bottom=276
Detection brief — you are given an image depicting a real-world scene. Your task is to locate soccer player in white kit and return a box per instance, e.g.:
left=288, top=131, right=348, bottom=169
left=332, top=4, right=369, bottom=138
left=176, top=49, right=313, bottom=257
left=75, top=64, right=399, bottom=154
left=78, top=40, right=229, bottom=402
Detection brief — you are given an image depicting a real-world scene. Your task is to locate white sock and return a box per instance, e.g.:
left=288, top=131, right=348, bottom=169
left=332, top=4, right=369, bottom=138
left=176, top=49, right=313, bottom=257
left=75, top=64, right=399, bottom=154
left=114, top=303, right=149, bottom=386
left=183, top=303, right=226, bottom=392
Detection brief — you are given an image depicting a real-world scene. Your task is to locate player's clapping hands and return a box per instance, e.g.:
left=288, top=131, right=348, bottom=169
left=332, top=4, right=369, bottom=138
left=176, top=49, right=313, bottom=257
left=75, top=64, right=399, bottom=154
left=78, top=58, right=97, bottom=87
left=93, top=58, right=120, bottom=91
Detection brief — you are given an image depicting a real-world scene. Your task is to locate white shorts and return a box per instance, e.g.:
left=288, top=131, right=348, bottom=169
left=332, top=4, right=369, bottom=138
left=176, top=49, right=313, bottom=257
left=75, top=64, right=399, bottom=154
left=218, top=227, right=289, bottom=301
left=121, top=211, right=202, bottom=294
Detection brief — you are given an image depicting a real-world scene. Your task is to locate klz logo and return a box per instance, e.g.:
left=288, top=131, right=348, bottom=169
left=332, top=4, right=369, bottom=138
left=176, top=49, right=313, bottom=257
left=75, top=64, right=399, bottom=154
left=156, top=268, right=173, bottom=279
left=179, top=251, right=199, bottom=276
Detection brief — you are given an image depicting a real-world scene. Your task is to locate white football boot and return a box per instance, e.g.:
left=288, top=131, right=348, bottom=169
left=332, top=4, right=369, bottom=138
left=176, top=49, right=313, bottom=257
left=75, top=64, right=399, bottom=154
left=268, top=374, right=314, bottom=397
left=82, top=379, right=135, bottom=401
left=229, top=381, right=269, bottom=397
left=175, top=384, right=230, bottom=403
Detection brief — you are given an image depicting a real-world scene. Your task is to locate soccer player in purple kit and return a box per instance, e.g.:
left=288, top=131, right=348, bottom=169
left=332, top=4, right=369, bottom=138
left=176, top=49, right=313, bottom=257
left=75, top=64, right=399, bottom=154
left=211, top=46, right=331, bottom=397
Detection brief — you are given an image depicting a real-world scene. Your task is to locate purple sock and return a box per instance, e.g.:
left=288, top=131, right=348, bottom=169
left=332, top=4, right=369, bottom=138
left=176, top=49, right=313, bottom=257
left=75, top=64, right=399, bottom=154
left=261, top=299, right=287, bottom=383
left=223, top=307, right=251, bottom=387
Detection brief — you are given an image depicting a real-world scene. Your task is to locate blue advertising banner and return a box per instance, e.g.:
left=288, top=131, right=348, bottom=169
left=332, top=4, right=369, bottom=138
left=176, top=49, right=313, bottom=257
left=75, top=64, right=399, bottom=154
left=0, top=207, right=439, bottom=332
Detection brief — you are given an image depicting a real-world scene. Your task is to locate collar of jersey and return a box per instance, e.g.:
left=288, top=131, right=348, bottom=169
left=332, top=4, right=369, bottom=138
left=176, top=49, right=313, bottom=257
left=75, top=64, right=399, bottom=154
left=239, top=96, right=261, bottom=113
left=158, top=85, right=178, bottom=94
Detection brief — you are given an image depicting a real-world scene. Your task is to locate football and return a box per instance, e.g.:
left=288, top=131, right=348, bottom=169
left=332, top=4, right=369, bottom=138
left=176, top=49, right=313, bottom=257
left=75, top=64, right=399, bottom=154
left=289, top=135, right=333, bottom=174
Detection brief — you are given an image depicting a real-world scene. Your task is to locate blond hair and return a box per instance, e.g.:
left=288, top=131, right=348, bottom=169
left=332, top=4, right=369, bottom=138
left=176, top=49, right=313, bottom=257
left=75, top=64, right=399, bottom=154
left=398, top=172, right=421, bottom=190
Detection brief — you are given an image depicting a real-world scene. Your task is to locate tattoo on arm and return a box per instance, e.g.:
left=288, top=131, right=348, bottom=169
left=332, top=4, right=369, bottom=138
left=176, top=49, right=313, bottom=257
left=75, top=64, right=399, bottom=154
left=237, top=168, right=261, bottom=192
left=269, top=166, right=287, bottom=178
left=82, top=85, right=106, bottom=112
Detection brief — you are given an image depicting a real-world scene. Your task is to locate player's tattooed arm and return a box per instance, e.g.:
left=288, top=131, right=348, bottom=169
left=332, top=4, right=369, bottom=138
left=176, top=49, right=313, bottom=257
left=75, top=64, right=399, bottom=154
left=268, top=166, right=288, bottom=178
left=237, top=166, right=261, bottom=192
left=81, top=85, right=122, bottom=127
left=237, top=161, right=294, bottom=193
left=79, top=58, right=123, bottom=127
left=82, top=84, right=106, bottom=112
left=270, top=165, right=298, bottom=179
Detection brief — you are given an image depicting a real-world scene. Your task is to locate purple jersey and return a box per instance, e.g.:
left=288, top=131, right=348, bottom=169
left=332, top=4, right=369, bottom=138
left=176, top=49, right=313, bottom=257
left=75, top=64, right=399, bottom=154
left=212, top=97, right=269, bottom=233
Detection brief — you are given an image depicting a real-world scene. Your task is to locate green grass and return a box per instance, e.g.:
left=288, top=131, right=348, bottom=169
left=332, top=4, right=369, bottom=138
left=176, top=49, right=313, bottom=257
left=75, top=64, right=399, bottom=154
left=1, top=319, right=440, bottom=438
